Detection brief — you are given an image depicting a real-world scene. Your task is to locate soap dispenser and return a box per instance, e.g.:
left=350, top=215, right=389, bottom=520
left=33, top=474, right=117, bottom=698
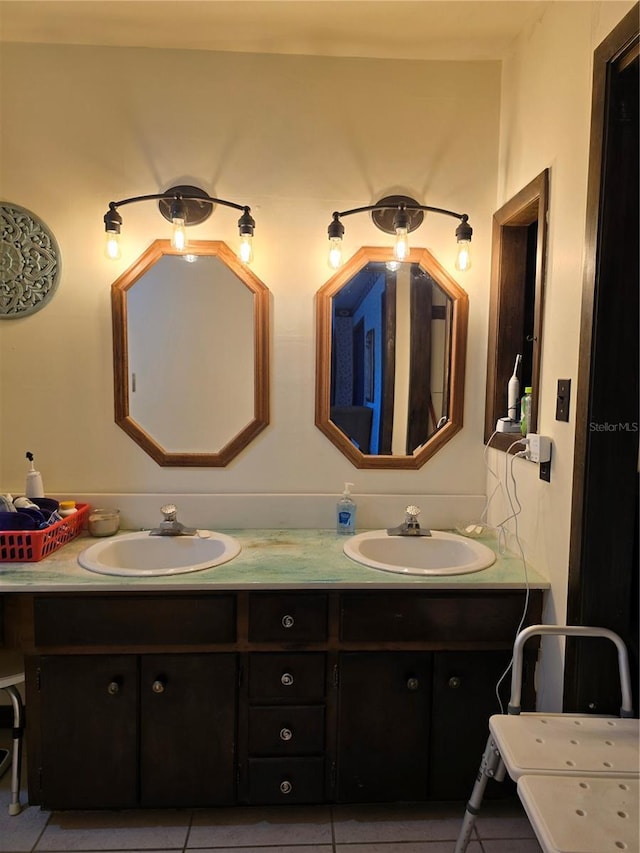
left=25, top=451, right=45, bottom=499
left=336, top=482, right=357, bottom=535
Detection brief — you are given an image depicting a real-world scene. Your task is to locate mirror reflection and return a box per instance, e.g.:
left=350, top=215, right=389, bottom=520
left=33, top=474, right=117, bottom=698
left=112, top=240, right=270, bottom=467
left=315, top=247, right=468, bottom=469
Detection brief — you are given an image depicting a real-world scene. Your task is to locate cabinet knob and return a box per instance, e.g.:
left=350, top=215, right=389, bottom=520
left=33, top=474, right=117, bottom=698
left=279, top=727, right=293, bottom=741
left=448, top=676, right=462, bottom=689
left=152, top=679, right=166, bottom=694
left=279, top=780, right=293, bottom=794
left=407, top=677, right=419, bottom=691
left=281, top=614, right=295, bottom=629
left=107, top=681, right=120, bottom=695
left=280, top=672, right=294, bottom=687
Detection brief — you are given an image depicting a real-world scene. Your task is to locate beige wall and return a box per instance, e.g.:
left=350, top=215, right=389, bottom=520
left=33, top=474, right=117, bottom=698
left=489, top=0, right=634, bottom=709
left=0, top=2, right=634, bottom=707
left=0, top=44, right=499, bottom=505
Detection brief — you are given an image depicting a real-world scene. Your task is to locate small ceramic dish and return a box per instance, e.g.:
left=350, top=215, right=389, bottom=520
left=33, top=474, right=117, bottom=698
left=88, top=508, right=120, bottom=537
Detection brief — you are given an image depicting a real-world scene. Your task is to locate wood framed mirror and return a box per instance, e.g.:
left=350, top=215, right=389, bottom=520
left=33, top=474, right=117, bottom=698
left=112, top=240, right=269, bottom=466
left=315, top=246, right=468, bottom=469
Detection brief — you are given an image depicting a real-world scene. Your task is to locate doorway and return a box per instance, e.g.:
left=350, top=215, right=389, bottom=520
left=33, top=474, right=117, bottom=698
left=565, top=5, right=639, bottom=714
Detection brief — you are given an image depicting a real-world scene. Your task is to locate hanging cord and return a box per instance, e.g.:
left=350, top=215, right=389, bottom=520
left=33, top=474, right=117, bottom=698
left=491, top=439, right=532, bottom=713
left=480, top=430, right=502, bottom=528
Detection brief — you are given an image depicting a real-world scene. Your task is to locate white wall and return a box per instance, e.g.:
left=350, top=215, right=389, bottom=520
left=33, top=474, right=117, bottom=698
left=489, top=0, right=635, bottom=709
left=0, top=43, right=499, bottom=522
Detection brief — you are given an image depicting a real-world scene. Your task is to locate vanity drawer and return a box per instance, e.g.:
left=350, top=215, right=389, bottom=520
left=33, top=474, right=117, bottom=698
left=34, top=595, right=236, bottom=647
left=247, top=757, right=325, bottom=804
left=340, top=592, right=536, bottom=644
left=248, top=593, right=328, bottom=643
left=248, top=653, right=326, bottom=701
left=249, top=705, right=325, bottom=755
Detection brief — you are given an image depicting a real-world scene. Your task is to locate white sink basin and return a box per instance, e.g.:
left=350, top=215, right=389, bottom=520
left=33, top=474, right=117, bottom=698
left=78, top=531, right=241, bottom=577
left=343, top=530, right=496, bottom=576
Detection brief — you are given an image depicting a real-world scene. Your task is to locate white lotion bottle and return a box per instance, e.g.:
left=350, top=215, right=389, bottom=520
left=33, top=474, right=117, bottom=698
left=25, top=451, right=45, bottom=499
left=336, top=482, right=357, bottom=535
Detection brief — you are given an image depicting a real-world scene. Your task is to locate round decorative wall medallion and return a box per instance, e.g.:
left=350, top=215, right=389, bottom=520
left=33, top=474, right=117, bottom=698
left=1, top=202, right=61, bottom=318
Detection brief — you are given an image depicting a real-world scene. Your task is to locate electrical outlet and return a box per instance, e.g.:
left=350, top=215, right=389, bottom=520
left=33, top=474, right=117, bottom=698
left=539, top=455, right=552, bottom=482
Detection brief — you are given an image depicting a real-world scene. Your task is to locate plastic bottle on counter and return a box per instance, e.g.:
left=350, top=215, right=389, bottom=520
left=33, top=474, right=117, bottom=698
left=25, top=451, right=45, bottom=499
left=520, top=387, right=533, bottom=437
left=336, top=482, right=357, bottom=535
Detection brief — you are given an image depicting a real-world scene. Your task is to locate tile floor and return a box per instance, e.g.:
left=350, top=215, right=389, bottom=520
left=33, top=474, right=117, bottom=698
left=0, top=735, right=542, bottom=853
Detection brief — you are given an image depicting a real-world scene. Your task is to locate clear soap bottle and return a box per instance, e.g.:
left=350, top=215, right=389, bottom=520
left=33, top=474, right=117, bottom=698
left=336, top=482, right=357, bottom=535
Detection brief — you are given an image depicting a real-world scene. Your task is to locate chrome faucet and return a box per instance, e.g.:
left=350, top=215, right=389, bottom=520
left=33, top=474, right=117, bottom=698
left=386, top=505, right=432, bottom=537
left=149, top=504, right=197, bottom=536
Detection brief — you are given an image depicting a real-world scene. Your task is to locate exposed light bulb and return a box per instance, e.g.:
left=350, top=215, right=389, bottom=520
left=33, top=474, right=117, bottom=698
left=455, top=239, right=472, bottom=272
left=328, top=237, right=343, bottom=269
left=393, top=227, right=410, bottom=261
left=239, top=233, right=253, bottom=264
left=105, top=231, right=121, bottom=260
left=171, top=218, right=187, bottom=251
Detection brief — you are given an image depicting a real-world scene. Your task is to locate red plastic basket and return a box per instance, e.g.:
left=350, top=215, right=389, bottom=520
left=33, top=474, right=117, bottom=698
left=0, top=503, right=89, bottom=562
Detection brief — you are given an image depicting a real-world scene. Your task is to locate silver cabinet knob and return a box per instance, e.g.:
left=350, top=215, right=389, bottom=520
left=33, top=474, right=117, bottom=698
left=279, top=780, right=293, bottom=794
left=280, top=672, right=294, bottom=686
left=152, top=679, right=166, bottom=694
left=107, top=681, right=120, bottom=695
left=448, top=676, right=462, bottom=689
left=279, top=727, right=293, bottom=741
left=407, top=677, right=419, bottom=691
left=281, top=614, right=295, bottom=629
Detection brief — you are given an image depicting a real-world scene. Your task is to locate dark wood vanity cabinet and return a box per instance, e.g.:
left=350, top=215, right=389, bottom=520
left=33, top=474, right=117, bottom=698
left=25, top=587, right=542, bottom=809
left=27, top=595, right=238, bottom=810
left=336, top=652, right=432, bottom=802
left=243, top=593, right=329, bottom=804
left=34, top=652, right=236, bottom=809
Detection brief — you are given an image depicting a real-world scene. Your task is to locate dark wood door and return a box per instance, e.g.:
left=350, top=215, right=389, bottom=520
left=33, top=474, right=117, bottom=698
left=567, top=4, right=639, bottom=714
left=140, top=653, right=237, bottom=806
left=37, top=655, right=138, bottom=809
left=429, top=650, right=512, bottom=799
left=336, top=652, right=432, bottom=802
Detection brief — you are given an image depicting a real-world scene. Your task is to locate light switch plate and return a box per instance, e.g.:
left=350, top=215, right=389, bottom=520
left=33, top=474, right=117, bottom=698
left=556, top=379, right=571, bottom=421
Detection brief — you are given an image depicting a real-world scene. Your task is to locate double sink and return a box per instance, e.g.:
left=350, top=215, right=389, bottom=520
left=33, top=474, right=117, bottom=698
left=78, top=524, right=496, bottom=579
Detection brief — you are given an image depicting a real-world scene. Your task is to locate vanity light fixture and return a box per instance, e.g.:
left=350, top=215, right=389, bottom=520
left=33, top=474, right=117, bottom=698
left=103, top=184, right=255, bottom=262
left=327, top=194, right=472, bottom=272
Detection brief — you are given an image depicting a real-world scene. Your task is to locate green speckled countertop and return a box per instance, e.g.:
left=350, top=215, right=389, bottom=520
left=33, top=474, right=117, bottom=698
left=0, top=529, right=549, bottom=592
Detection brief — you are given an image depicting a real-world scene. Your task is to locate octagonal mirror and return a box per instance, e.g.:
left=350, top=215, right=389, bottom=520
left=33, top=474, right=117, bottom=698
left=315, top=247, right=468, bottom=469
left=112, top=240, right=269, bottom=466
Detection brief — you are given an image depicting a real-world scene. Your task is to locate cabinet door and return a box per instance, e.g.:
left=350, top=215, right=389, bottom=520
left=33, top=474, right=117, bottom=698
left=336, top=652, right=432, bottom=802
left=429, top=650, right=512, bottom=799
left=37, top=655, right=138, bottom=809
left=140, top=653, right=237, bottom=807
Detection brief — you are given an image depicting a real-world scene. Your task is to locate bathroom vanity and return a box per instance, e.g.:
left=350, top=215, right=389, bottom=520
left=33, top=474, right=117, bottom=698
left=0, top=530, right=548, bottom=810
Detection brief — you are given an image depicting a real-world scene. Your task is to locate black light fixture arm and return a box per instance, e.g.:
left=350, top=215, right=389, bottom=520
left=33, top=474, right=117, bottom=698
left=332, top=202, right=469, bottom=223
left=106, top=192, right=249, bottom=215
left=326, top=193, right=473, bottom=271
left=102, top=184, right=255, bottom=261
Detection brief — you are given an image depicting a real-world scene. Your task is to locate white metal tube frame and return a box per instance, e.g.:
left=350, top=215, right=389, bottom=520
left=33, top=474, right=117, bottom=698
left=507, top=624, right=634, bottom=717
